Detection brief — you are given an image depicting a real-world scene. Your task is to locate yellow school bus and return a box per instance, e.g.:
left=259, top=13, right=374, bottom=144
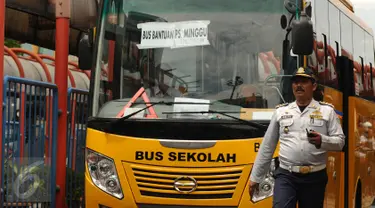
left=306, top=0, right=375, bottom=207
left=77, top=0, right=375, bottom=207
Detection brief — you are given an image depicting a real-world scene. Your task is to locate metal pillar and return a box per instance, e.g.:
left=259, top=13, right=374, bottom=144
left=55, top=0, right=70, bottom=207
left=0, top=0, right=4, bottom=194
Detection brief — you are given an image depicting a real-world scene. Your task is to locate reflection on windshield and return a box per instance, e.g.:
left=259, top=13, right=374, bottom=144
left=92, top=0, right=289, bottom=119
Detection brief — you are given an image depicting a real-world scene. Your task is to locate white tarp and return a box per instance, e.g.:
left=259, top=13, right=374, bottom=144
left=137, top=20, right=211, bottom=49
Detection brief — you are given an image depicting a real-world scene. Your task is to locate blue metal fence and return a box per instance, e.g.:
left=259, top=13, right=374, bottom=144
left=66, top=88, right=89, bottom=208
left=1, top=76, right=58, bottom=207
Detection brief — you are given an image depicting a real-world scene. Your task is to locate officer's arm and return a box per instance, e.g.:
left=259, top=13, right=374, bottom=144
left=321, top=109, right=345, bottom=151
left=250, top=112, right=279, bottom=183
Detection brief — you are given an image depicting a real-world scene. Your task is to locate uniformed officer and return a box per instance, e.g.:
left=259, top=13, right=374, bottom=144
left=249, top=67, right=345, bottom=208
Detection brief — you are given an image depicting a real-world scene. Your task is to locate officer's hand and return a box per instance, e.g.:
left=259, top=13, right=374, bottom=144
left=249, top=181, right=259, bottom=198
left=307, top=131, right=322, bottom=149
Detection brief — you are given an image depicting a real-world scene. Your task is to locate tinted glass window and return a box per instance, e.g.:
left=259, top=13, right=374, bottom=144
left=309, top=0, right=329, bottom=87
left=353, top=23, right=365, bottom=95
left=326, top=3, right=340, bottom=89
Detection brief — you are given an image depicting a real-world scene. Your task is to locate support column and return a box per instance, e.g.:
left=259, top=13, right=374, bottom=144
left=0, top=0, right=5, bottom=193
left=55, top=0, right=70, bottom=207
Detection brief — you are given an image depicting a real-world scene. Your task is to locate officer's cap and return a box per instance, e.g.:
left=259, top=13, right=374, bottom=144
left=291, top=67, right=316, bottom=82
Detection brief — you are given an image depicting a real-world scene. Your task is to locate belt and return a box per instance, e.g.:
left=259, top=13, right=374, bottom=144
left=279, top=163, right=326, bottom=174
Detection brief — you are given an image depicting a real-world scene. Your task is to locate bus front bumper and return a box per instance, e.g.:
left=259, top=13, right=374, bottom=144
left=84, top=166, right=274, bottom=208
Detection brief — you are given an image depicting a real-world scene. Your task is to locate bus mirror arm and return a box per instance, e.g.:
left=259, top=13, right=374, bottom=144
left=78, top=34, right=93, bottom=70
left=280, top=13, right=294, bottom=70
left=282, top=39, right=290, bottom=70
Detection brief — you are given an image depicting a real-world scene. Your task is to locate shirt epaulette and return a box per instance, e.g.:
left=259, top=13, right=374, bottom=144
left=319, top=101, right=334, bottom=108
left=275, top=103, right=289, bottom=109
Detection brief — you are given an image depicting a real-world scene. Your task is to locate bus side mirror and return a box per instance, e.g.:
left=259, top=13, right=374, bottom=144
left=78, top=34, right=93, bottom=70
left=291, top=19, right=314, bottom=55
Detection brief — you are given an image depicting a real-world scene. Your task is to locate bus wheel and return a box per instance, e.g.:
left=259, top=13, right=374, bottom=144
left=355, top=180, right=362, bottom=208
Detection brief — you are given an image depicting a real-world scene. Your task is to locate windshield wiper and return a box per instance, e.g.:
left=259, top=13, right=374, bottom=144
left=110, top=101, right=212, bottom=126
left=163, top=110, right=268, bottom=131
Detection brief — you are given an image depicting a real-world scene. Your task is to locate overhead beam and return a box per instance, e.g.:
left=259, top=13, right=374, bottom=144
left=5, top=7, right=83, bottom=55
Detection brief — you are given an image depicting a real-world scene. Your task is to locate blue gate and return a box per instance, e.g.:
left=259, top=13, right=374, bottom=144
left=66, top=88, right=89, bottom=208
left=1, top=76, right=58, bottom=207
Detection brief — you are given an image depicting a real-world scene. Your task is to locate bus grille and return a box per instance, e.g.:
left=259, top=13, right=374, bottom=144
left=130, top=164, right=245, bottom=199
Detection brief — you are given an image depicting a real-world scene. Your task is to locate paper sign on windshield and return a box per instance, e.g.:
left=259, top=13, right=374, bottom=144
left=123, top=108, right=145, bottom=118
left=137, top=20, right=211, bottom=49
left=252, top=111, right=274, bottom=120
left=172, top=97, right=210, bottom=119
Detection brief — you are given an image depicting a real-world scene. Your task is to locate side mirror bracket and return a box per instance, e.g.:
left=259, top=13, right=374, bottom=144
left=78, top=34, right=93, bottom=70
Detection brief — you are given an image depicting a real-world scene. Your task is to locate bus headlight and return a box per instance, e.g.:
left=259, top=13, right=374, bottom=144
left=251, top=158, right=276, bottom=203
left=86, top=149, right=123, bottom=199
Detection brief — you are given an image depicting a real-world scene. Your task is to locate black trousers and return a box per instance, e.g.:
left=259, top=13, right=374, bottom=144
left=273, top=167, right=328, bottom=208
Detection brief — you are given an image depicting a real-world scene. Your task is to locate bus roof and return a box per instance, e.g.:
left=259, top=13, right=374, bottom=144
left=330, top=0, right=374, bottom=36
left=338, top=0, right=354, bottom=12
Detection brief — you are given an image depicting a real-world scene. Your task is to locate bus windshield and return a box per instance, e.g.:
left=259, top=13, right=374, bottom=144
left=90, top=0, right=290, bottom=120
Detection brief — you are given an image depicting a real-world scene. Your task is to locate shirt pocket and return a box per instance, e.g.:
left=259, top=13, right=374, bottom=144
left=280, top=118, right=294, bottom=127
left=309, top=118, right=327, bottom=133
left=310, top=119, right=324, bottom=127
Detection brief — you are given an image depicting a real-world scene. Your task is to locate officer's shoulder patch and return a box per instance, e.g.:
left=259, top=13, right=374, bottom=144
left=319, top=101, right=334, bottom=108
left=275, top=103, right=289, bottom=109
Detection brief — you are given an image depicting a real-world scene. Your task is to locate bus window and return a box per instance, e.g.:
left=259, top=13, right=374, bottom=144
left=340, top=13, right=355, bottom=93
left=328, top=2, right=340, bottom=89
left=365, top=32, right=374, bottom=96
left=353, top=23, right=365, bottom=95
left=91, top=0, right=288, bottom=119
left=313, top=0, right=329, bottom=86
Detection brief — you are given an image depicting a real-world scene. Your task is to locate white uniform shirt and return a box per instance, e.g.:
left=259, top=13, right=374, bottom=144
left=250, top=99, right=345, bottom=183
